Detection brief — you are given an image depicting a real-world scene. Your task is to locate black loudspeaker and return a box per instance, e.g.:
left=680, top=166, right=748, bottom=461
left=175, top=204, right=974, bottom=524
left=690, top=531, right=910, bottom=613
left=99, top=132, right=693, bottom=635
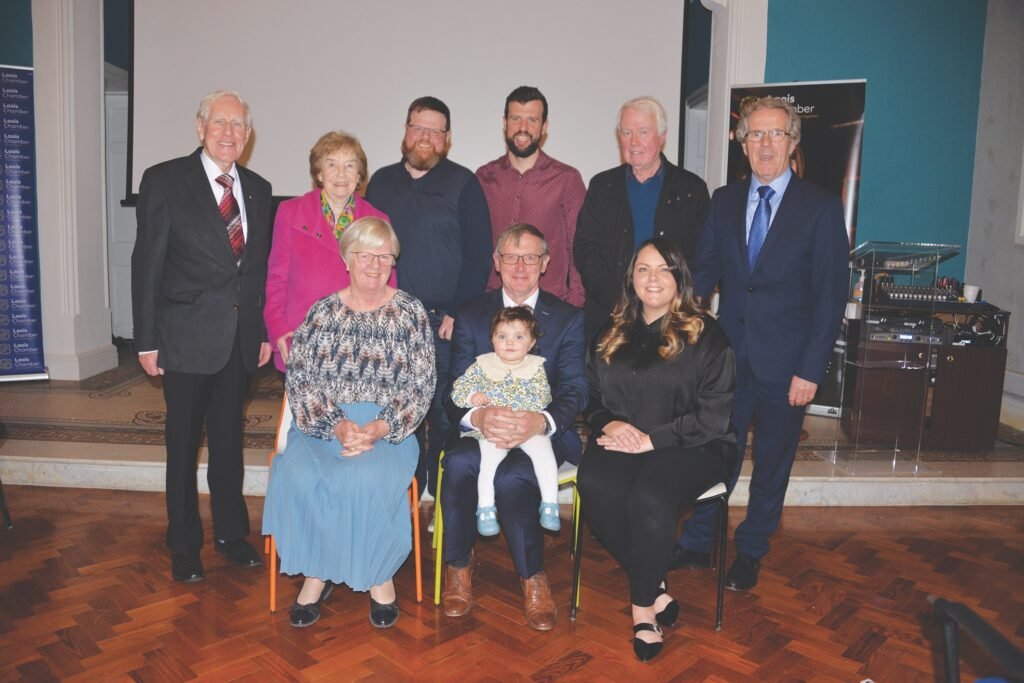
left=807, top=338, right=845, bottom=418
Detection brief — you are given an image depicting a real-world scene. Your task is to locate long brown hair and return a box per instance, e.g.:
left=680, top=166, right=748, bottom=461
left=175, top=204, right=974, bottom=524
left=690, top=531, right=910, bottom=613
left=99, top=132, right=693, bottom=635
left=596, top=238, right=705, bottom=363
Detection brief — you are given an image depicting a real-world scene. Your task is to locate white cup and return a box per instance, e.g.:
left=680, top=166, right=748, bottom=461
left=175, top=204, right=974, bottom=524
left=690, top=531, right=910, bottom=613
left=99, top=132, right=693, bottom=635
left=963, top=285, right=980, bottom=303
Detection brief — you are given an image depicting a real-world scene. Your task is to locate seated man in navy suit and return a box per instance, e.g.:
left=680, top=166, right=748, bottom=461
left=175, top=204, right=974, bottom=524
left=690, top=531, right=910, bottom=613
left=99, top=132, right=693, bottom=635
left=676, top=97, right=848, bottom=592
left=440, top=224, right=587, bottom=631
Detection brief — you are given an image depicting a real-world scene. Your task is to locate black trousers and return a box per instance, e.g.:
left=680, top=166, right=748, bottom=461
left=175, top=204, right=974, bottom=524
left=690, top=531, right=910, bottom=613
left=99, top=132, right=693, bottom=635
left=162, top=332, right=252, bottom=554
left=578, top=441, right=729, bottom=606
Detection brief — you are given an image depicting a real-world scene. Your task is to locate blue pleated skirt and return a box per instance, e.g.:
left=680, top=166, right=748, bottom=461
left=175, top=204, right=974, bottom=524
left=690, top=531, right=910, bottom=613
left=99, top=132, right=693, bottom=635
left=261, top=402, right=418, bottom=591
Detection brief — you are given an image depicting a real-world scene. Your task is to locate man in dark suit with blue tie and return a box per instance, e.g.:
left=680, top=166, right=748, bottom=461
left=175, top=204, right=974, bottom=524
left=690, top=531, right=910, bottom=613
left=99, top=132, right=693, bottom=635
left=439, top=224, right=587, bottom=631
left=132, top=91, right=273, bottom=583
left=676, top=97, right=849, bottom=591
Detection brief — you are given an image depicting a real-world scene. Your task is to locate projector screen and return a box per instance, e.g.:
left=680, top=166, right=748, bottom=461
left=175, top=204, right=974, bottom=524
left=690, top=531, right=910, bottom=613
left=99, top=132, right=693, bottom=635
left=131, top=1, right=685, bottom=199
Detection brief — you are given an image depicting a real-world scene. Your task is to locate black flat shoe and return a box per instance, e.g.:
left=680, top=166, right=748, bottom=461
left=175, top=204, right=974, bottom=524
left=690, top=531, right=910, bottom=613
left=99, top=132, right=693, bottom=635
left=670, top=546, right=712, bottom=570
left=632, top=622, right=664, bottom=662
left=369, top=597, right=400, bottom=629
left=289, top=581, right=334, bottom=628
left=171, top=552, right=204, bottom=583
left=215, top=538, right=262, bottom=568
left=655, top=580, right=679, bottom=628
left=725, top=553, right=761, bottom=592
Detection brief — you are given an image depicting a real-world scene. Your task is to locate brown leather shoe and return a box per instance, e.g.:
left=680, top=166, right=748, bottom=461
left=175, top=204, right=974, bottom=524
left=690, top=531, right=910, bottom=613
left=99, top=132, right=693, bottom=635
left=442, top=556, right=474, bottom=617
left=521, top=572, right=556, bottom=631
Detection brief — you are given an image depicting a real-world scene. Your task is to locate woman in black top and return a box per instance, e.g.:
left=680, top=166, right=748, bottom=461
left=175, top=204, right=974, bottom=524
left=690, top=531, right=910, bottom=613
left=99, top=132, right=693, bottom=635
left=578, top=238, right=736, bottom=662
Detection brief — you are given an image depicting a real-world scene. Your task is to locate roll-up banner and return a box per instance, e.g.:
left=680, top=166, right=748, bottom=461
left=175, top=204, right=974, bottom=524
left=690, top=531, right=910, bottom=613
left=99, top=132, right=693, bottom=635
left=728, top=79, right=866, bottom=250
left=0, top=65, right=48, bottom=382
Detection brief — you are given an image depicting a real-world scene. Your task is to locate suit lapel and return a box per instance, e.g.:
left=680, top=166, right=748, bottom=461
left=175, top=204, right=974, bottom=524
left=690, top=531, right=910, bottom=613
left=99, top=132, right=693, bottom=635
left=757, top=176, right=803, bottom=265
left=187, top=151, right=237, bottom=262
left=732, top=183, right=751, bottom=277
left=532, top=292, right=556, bottom=359
left=293, top=191, right=344, bottom=257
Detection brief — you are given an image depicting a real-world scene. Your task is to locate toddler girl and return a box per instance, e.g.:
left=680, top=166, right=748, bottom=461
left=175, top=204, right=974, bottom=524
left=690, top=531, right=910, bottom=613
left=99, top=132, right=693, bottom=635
left=451, top=306, right=560, bottom=535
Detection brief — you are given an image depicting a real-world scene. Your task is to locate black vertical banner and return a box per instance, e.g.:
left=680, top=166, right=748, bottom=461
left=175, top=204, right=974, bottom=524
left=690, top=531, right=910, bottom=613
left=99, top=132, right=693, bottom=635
left=0, top=65, right=47, bottom=381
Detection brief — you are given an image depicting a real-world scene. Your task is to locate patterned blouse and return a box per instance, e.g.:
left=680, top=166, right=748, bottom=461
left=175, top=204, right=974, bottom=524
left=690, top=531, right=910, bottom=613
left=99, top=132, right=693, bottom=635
left=451, top=352, right=551, bottom=439
left=286, top=289, right=436, bottom=443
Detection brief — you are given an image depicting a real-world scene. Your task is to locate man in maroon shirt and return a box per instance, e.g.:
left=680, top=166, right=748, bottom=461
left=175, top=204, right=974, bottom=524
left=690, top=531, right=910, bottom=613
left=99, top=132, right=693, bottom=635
left=476, top=86, right=586, bottom=307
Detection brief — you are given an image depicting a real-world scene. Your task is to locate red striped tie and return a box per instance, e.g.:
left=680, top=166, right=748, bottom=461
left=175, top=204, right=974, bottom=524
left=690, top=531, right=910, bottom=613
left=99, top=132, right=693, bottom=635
left=216, top=174, right=245, bottom=260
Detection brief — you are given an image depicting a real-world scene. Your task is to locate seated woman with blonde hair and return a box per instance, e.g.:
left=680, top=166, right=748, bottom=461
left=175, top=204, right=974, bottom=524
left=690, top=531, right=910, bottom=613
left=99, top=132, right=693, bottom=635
left=263, top=217, right=435, bottom=630
left=578, top=237, right=736, bottom=662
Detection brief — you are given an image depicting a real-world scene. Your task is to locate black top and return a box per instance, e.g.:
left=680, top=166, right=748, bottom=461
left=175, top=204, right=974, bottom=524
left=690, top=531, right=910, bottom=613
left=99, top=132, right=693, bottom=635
left=584, top=314, right=736, bottom=451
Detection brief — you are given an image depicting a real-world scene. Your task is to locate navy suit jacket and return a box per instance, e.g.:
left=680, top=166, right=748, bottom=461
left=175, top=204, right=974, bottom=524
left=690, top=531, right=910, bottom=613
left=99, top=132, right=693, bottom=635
left=690, top=174, right=848, bottom=385
left=443, top=289, right=588, bottom=464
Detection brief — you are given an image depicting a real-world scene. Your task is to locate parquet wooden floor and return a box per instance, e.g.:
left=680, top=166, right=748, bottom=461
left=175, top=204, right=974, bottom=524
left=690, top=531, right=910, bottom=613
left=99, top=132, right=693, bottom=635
left=0, top=486, right=1020, bottom=682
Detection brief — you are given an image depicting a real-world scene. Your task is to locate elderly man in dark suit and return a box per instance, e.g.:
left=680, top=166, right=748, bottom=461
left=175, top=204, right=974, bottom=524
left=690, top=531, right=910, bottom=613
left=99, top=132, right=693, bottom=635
left=439, top=224, right=587, bottom=631
left=675, top=97, right=849, bottom=592
left=131, top=90, right=273, bottom=583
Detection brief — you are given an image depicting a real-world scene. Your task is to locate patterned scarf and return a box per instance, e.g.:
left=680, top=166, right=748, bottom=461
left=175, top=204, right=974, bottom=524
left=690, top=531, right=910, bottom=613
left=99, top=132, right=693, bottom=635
left=320, top=191, right=355, bottom=242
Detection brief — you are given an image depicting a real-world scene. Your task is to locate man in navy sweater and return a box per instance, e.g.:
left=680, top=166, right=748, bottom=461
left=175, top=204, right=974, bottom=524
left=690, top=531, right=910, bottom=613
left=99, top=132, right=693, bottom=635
left=366, top=96, right=493, bottom=498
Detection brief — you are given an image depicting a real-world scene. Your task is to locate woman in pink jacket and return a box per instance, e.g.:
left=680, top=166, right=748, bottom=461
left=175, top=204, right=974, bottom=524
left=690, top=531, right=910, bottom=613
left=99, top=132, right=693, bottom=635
left=265, top=132, right=393, bottom=371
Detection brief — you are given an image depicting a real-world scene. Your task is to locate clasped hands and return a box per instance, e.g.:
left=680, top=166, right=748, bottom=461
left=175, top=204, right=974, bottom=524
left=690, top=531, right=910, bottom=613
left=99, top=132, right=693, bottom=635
left=597, top=420, right=654, bottom=454
left=334, top=419, right=388, bottom=457
left=471, top=405, right=546, bottom=449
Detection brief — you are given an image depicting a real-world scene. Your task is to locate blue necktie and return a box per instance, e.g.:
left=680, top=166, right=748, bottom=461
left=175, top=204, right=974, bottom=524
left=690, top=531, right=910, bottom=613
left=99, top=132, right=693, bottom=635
left=747, top=185, right=775, bottom=272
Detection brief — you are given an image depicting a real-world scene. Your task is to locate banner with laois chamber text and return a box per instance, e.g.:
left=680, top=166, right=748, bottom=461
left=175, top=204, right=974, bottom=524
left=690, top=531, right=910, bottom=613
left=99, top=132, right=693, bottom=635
left=0, top=65, right=47, bottom=381
left=728, top=79, right=866, bottom=250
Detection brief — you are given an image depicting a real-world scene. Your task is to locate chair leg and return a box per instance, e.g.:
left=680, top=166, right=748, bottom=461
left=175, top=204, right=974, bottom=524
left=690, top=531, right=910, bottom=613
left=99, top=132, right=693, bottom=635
left=715, top=496, right=728, bottom=631
left=432, top=462, right=445, bottom=606
left=410, top=477, right=422, bottom=603
left=568, top=482, right=577, bottom=559
left=269, top=535, right=278, bottom=613
left=570, top=491, right=584, bottom=620
left=0, top=476, right=12, bottom=530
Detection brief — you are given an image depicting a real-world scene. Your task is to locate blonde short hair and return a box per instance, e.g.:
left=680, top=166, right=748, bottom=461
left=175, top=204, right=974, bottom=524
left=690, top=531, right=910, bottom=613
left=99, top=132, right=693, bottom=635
left=338, top=216, right=400, bottom=260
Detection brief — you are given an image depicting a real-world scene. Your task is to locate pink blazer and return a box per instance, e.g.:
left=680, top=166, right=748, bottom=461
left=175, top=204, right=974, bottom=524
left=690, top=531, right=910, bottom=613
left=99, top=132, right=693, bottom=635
left=264, top=189, right=393, bottom=371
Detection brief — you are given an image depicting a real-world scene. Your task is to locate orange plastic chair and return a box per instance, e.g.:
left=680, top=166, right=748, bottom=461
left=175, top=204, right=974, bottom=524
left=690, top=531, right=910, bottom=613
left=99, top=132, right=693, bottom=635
left=265, top=395, right=422, bottom=612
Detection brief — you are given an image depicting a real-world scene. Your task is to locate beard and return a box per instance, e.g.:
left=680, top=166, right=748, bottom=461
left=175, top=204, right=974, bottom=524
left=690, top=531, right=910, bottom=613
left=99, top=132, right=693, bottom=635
left=506, top=133, right=541, bottom=159
left=402, top=139, right=447, bottom=172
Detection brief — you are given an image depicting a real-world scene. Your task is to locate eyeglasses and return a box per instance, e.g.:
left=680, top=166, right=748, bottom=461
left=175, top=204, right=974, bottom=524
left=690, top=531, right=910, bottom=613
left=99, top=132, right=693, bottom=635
left=350, top=252, right=397, bottom=266
left=498, top=253, right=545, bottom=266
left=744, top=129, right=790, bottom=142
left=406, top=124, right=448, bottom=140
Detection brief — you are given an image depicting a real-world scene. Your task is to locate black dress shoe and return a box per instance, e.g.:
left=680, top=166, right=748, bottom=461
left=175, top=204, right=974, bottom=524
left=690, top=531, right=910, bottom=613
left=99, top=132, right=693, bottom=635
left=725, top=554, right=761, bottom=592
left=171, top=552, right=204, bottom=583
left=632, top=622, right=664, bottom=662
left=654, top=580, right=679, bottom=628
left=215, top=539, right=262, bottom=568
left=671, top=546, right=712, bottom=570
left=290, top=582, right=334, bottom=628
left=369, top=597, right=400, bottom=629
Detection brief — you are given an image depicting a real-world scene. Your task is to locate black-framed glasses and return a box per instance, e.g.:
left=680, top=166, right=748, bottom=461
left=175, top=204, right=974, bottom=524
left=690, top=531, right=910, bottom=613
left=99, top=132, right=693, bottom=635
left=498, top=253, right=544, bottom=266
left=351, top=252, right=397, bottom=266
left=744, top=129, right=790, bottom=142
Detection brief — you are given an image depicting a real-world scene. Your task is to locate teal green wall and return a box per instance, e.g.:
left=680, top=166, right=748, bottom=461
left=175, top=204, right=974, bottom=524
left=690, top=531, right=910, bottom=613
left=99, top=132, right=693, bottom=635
left=765, top=0, right=987, bottom=278
left=0, top=0, right=33, bottom=67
